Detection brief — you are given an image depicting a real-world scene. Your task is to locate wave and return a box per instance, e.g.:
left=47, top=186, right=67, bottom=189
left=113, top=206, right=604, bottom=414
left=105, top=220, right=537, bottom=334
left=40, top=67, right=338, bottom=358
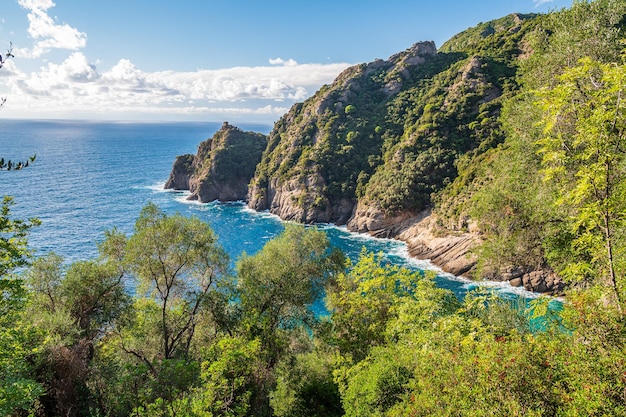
left=239, top=205, right=288, bottom=222
left=312, top=221, right=549, bottom=299
left=146, top=181, right=168, bottom=191
left=164, top=197, right=553, bottom=300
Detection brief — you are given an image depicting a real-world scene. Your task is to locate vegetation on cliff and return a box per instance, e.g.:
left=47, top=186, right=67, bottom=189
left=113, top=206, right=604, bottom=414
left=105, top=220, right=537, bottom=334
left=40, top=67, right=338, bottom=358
left=246, top=0, right=626, bottom=295
left=436, top=0, right=626, bottom=292
left=165, top=122, right=267, bottom=202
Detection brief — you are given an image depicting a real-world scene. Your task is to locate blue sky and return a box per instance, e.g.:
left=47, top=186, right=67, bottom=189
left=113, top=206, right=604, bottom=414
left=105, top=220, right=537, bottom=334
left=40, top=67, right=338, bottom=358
left=0, top=0, right=572, bottom=123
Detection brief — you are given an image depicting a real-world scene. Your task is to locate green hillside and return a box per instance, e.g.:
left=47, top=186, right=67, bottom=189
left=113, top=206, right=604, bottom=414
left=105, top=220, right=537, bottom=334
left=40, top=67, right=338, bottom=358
left=248, top=0, right=626, bottom=294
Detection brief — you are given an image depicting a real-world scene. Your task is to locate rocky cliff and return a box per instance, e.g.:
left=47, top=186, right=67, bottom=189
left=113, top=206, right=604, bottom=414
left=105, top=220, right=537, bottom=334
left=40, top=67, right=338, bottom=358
left=248, top=41, right=439, bottom=224
left=244, top=14, right=566, bottom=293
left=167, top=13, right=572, bottom=293
left=165, top=122, right=267, bottom=202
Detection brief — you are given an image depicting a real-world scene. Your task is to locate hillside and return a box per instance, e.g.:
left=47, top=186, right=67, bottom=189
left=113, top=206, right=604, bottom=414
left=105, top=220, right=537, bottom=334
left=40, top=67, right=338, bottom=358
left=168, top=0, right=626, bottom=295
left=246, top=12, right=551, bottom=289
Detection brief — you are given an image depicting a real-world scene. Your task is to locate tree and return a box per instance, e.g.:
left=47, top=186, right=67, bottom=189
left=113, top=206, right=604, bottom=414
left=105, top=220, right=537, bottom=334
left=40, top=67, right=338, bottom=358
left=270, top=346, right=343, bottom=417
left=28, top=254, right=130, bottom=338
left=0, top=47, right=42, bottom=409
left=0, top=196, right=40, bottom=277
left=325, top=250, right=458, bottom=362
left=101, top=203, right=229, bottom=371
left=235, top=224, right=343, bottom=416
left=537, top=56, right=626, bottom=312
left=236, top=224, right=343, bottom=367
left=0, top=196, right=42, bottom=415
left=25, top=254, right=130, bottom=416
left=185, top=336, right=261, bottom=417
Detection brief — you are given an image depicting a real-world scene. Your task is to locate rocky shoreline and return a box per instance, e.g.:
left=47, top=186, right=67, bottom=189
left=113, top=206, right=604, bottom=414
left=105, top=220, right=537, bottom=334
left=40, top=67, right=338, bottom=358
left=166, top=126, right=564, bottom=295
left=248, top=188, right=564, bottom=295
left=392, top=210, right=564, bottom=295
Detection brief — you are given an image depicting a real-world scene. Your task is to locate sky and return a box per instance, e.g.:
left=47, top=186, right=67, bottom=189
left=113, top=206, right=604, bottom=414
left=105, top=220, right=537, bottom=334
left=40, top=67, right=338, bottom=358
left=0, top=0, right=573, bottom=124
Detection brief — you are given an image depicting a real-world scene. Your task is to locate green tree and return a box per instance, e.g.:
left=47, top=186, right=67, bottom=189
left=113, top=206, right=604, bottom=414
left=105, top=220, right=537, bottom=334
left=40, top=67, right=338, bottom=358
left=24, top=253, right=130, bottom=416
left=235, top=224, right=343, bottom=415
left=0, top=196, right=42, bottom=415
left=270, top=346, right=343, bottom=417
left=326, top=250, right=458, bottom=362
left=537, top=56, right=626, bottom=312
left=93, top=203, right=229, bottom=414
left=28, top=254, right=130, bottom=337
left=186, top=336, right=261, bottom=417
left=0, top=196, right=40, bottom=277
left=236, top=224, right=343, bottom=367
left=102, top=203, right=229, bottom=365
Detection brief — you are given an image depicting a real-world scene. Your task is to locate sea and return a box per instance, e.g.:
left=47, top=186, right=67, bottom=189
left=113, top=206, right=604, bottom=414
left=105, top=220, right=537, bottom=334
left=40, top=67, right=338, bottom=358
left=0, top=119, right=548, bottom=311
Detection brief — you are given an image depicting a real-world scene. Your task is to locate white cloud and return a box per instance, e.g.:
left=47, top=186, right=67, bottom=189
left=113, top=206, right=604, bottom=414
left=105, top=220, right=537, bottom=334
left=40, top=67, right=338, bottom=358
left=3, top=56, right=351, bottom=122
left=269, top=57, right=298, bottom=67
left=533, top=0, right=554, bottom=6
left=62, top=52, right=99, bottom=82
left=17, top=0, right=55, bottom=9
left=16, top=0, right=87, bottom=58
left=13, top=52, right=98, bottom=95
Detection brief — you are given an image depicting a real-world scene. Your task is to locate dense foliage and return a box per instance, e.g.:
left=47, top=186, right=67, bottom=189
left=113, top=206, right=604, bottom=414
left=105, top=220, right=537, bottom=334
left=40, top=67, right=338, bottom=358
left=4, top=205, right=626, bottom=415
left=436, top=0, right=626, bottom=287
left=4, top=1, right=626, bottom=415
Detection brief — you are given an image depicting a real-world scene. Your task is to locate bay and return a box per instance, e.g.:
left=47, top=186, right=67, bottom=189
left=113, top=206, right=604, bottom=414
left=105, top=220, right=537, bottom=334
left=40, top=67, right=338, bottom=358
left=0, top=119, right=539, bottom=306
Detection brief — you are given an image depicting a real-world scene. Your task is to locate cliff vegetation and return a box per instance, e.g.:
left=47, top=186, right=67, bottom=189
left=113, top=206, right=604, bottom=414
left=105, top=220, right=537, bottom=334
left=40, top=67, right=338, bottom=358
left=241, top=0, right=626, bottom=295
left=165, top=121, right=267, bottom=202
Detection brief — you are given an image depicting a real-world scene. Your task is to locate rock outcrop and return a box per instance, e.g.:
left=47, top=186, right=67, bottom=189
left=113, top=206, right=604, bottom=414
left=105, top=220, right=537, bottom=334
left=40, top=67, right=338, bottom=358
left=248, top=41, right=439, bottom=225
left=358, top=208, right=564, bottom=294
left=250, top=175, right=354, bottom=224
left=165, top=122, right=267, bottom=202
left=500, top=267, right=564, bottom=295
left=164, top=154, right=194, bottom=190
left=347, top=205, right=479, bottom=277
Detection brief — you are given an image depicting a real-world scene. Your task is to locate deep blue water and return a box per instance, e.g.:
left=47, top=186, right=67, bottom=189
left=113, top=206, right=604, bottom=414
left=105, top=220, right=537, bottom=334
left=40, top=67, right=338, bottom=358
left=0, top=119, right=544, bottom=309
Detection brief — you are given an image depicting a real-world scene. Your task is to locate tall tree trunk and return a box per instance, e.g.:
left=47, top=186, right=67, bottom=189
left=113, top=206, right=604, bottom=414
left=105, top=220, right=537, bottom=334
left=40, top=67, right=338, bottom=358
left=604, top=211, right=622, bottom=314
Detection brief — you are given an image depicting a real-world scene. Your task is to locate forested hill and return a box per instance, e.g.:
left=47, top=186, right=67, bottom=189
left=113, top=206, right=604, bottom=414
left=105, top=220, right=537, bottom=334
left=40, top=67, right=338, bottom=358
left=165, top=122, right=267, bottom=202
left=243, top=0, right=626, bottom=293
left=248, top=13, right=533, bottom=225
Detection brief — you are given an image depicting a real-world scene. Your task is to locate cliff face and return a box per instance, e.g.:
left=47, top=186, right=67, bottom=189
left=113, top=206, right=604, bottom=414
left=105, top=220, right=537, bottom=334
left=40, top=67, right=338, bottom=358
left=248, top=41, right=439, bottom=224
left=164, top=154, right=194, bottom=190
left=165, top=122, right=267, bottom=202
left=244, top=14, right=566, bottom=293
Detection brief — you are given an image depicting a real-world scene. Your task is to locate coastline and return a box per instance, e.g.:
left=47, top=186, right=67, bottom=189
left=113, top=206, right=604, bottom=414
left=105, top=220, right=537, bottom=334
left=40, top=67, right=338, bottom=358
left=173, top=194, right=550, bottom=300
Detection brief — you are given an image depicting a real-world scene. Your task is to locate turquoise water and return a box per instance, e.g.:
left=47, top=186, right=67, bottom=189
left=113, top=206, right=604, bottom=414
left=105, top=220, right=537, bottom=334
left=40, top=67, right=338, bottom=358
left=0, top=119, right=543, bottom=306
